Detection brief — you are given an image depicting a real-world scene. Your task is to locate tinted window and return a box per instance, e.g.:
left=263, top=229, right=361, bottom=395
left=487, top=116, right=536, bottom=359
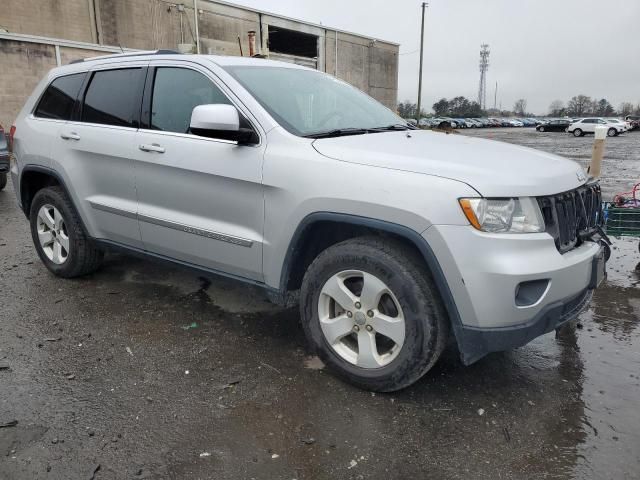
left=82, top=69, right=141, bottom=127
left=150, top=67, right=231, bottom=134
left=34, top=73, right=85, bottom=120
left=583, top=119, right=594, bottom=123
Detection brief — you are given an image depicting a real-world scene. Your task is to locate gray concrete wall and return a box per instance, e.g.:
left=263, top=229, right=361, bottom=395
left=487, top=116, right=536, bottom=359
left=0, top=40, right=57, bottom=128
left=0, top=0, right=399, bottom=125
left=1, top=0, right=95, bottom=43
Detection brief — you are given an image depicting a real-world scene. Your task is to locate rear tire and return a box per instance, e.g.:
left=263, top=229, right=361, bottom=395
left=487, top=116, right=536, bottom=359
left=30, top=186, right=104, bottom=278
left=607, top=128, right=617, bottom=137
left=573, top=128, right=583, bottom=137
left=539, top=126, right=545, bottom=132
left=0, top=173, right=6, bottom=191
left=300, top=236, right=449, bottom=392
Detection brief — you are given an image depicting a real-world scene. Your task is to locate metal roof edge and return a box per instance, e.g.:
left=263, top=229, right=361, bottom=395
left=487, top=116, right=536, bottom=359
left=204, top=0, right=400, bottom=46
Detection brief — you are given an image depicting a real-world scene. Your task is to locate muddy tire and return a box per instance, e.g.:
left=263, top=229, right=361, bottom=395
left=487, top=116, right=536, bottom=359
left=300, top=236, right=449, bottom=392
left=0, top=173, right=6, bottom=191
left=30, top=186, right=104, bottom=278
left=573, top=128, right=583, bottom=137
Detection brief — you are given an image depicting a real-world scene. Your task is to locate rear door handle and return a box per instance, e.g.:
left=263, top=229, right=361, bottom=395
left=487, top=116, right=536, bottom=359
left=60, top=132, right=80, bottom=141
left=139, top=143, right=165, bottom=153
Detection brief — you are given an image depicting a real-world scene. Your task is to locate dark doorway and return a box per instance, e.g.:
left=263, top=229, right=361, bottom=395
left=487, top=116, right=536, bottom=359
left=267, top=25, right=318, bottom=58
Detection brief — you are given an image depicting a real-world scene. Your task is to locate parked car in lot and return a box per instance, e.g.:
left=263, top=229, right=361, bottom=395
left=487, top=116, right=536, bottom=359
left=0, top=123, right=9, bottom=191
left=568, top=117, right=622, bottom=137
left=537, top=119, right=571, bottom=132
left=9, top=51, right=607, bottom=391
left=604, top=118, right=630, bottom=132
left=625, top=115, right=639, bottom=130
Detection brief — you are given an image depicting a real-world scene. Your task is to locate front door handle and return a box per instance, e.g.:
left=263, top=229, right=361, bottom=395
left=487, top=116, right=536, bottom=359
left=60, top=132, right=80, bottom=141
left=139, top=143, right=165, bottom=153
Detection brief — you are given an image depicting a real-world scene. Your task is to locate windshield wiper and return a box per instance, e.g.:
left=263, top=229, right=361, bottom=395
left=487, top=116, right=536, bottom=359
left=303, top=128, right=373, bottom=139
left=370, top=123, right=416, bottom=131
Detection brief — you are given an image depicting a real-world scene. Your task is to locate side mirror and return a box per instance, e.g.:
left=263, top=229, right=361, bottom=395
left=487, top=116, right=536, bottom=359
left=190, top=104, right=257, bottom=144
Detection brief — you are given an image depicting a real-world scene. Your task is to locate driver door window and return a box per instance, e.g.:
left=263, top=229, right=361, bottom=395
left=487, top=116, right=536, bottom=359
left=148, top=67, right=231, bottom=134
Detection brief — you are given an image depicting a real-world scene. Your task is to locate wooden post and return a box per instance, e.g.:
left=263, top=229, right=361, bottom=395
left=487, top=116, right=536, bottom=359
left=588, top=126, right=606, bottom=178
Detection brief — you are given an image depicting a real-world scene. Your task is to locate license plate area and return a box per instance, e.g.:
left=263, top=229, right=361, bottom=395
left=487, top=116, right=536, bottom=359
left=589, top=248, right=607, bottom=289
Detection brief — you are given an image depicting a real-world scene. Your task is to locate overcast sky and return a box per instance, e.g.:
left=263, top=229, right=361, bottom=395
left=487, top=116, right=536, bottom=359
left=227, top=0, right=639, bottom=114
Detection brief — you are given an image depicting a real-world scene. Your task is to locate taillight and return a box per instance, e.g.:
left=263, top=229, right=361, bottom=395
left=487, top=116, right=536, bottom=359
left=8, top=125, right=16, bottom=153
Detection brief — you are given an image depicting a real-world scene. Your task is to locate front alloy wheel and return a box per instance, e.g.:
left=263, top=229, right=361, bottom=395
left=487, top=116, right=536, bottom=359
left=36, top=204, right=70, bottom=264
left=318, top=270, right=405, bottom=368
left=300, top=237, right=449, bottom=392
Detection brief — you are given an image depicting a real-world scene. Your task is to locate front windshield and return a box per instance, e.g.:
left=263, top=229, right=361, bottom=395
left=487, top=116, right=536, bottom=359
left=224, top=65, right=405, bottom=137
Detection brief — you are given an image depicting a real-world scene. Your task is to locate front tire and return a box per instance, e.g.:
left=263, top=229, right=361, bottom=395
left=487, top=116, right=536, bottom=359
left=0, top=173, right=6, bottom=191
left=30, top=186, right=104, bottom=278
left=538, top=126, right=545, bottom=132
left=300, top=237, right=449, bottom=392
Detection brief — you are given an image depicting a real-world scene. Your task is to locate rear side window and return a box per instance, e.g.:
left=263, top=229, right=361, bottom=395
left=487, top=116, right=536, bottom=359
left=34, top=73, right=85, bottom=120
left=82, top=68, right=142, bottom=127
left=150, top=67, right=231, bottom=134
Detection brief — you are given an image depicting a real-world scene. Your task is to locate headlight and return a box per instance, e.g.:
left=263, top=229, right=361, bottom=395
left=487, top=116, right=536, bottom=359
left=458, top=197, right=545, bottom=233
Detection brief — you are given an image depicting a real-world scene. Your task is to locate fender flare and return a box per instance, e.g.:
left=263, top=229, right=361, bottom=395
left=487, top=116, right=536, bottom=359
left=279, top=211, right=466, bottom=351
left=19, top=165, right=90, bottom=234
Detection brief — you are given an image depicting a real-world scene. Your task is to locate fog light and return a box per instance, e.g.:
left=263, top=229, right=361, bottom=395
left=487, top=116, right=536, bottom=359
left=515, top=279, right=550, bottom=307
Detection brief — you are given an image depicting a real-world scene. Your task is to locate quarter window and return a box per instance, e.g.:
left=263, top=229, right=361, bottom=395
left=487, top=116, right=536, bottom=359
left=34, top=73, right=85, bottom=120
left=82, top=68, right=142, bottom=127
left=150, top=67, right=231, bottom=134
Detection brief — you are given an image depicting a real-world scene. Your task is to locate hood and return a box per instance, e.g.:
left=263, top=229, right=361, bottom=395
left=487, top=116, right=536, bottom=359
left=312, top=130, right=587, bottom=197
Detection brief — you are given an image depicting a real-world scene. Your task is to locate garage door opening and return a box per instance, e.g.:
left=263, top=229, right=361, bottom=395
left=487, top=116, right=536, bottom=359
left=267, top=25, right=318, bottom=59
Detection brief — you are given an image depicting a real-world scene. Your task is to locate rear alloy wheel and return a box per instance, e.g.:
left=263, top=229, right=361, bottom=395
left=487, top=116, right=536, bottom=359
left=300, top=237, right=449, bottom=392
left=36, top=204, right=70, bottom=265
left=30, top=186, right=104, bottom=277
left=573, top=128, right=583, bottom=137
left=607, top=128, right=617, bottom=137
left=539, top=126, right=545, bottom=132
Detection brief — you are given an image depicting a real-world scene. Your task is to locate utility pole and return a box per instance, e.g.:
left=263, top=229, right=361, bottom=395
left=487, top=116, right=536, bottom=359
left=416, top=2, right=428, bottom=123
left=493, top=81, right=497, bottom=110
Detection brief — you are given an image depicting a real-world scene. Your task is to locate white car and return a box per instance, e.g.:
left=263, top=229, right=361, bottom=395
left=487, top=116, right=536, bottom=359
left=605, top=118, right=630, bottom=132
left=568, top=118, right=622, bottom=137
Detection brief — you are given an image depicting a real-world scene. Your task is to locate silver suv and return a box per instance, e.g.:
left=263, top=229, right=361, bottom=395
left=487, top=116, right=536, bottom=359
left=9, top=51, right=607, bottom=391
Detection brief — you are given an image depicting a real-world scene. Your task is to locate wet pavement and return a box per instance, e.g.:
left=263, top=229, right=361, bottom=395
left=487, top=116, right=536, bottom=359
left=1, top=130, right=640, bottom=479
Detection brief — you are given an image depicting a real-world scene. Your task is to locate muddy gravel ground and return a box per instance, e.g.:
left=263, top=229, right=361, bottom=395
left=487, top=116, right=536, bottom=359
left=1, top=130, right=640, bottom=479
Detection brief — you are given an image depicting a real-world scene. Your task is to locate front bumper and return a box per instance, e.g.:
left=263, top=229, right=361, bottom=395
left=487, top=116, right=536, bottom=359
left=424, top=225, right=602, bottom=364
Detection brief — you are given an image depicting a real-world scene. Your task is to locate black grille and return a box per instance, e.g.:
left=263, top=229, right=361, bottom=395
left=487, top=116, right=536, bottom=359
left=537, top=183, right=602, bottom=253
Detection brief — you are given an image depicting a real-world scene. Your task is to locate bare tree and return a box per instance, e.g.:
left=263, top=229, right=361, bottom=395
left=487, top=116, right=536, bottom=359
left=549, top=100, right=564, bottom=116
left=619, top=102, right=635, bottom=116
left=567, top=95, right=592, bottom=116
left=513, top=99, right=527, bottom=116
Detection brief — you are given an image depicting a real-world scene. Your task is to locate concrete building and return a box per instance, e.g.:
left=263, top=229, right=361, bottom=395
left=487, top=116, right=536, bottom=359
left=0, top=0, right=399, bottom=128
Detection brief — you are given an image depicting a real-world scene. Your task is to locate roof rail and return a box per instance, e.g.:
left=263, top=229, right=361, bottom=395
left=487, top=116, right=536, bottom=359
left=68, top=49, right=182, bottom=65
